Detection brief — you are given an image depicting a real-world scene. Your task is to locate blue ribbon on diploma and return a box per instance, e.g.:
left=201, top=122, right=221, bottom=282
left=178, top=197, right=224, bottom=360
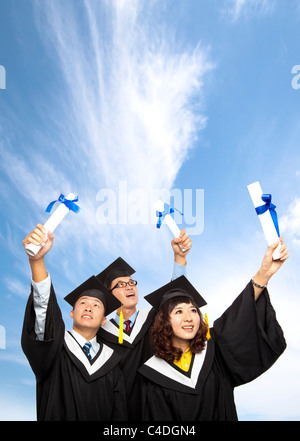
left=255, top=194, right=280, bottom=236
left=45, top=194, right=82, bottom=214
left=156, top=202, right=183, bottom=229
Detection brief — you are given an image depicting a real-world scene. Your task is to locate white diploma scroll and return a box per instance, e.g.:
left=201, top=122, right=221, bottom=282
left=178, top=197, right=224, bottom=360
left=247, top=182, right=281, bottom=260
left=25, top=193, right=77, bottom=257
left=155, top=200, right=190, bottom=253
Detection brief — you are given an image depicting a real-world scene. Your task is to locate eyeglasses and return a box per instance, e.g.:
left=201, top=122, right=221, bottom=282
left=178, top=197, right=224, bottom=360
left=110, top=280, right=138, bottom=291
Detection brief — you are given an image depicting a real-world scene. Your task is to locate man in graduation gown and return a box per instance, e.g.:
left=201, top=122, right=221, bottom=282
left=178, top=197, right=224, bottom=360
left=96, top=231, right=192, bottom=419
left=21, top=225, right=127, bottom=421
left=137, top=240, right=288, bottom=421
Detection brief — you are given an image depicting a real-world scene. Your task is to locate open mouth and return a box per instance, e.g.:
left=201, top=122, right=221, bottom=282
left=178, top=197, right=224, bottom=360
left=182, top=326, right=193, bottom=331
left=126, top=292, right=135, bottom=298
left=82, top=314, right=92, bottom=320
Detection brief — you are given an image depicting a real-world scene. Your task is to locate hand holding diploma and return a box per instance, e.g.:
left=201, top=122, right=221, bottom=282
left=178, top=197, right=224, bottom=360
left=23, top=193, right=81, bottom=283
left=23, top=224, right=54, bottom=260
left=155, top=200, right=191, bottom=253
left=23, top=224, right=54, bottom=283
left=171, top=229, right=192, bottom=266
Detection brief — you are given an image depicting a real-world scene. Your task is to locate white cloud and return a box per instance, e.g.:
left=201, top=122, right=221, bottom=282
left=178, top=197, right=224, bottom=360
left=0, top=352, right=29, bottom=367
left=4, top=277, right=29, bottom=299
left=32, top=0, right=212, bottom=191
left=222, top=0, right=276, bottom=21
left=280, top=196, right=300, bottom=248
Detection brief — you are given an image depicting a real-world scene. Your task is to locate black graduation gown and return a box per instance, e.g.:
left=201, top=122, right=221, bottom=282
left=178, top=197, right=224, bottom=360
left=97, top=307, right=156, bottom=419
left=21, top=285, right=127, bottom=421
left=137, top=282, right=286, bottom=421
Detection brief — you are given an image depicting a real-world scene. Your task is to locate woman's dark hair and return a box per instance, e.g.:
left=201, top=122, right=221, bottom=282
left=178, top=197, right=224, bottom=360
left=150, top=295, right=208, bottom=364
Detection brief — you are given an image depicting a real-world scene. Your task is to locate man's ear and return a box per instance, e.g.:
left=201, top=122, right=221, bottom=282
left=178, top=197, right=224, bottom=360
left=101, top=316, right=107, bottom=327
left=70, top=309, right=74, bottom=320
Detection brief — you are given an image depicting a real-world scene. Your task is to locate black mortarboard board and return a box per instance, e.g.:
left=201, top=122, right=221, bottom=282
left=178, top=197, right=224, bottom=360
left=96, top=257, right=135, bottom=288
left=64, top=275, right=121, bottom=315
left=144, top=275, right=207, bottom=311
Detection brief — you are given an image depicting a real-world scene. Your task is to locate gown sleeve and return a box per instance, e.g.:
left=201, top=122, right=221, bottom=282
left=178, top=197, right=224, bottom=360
left=212, top=281, right=286, bottom=387
left=21, top=284, right=65, bottom=383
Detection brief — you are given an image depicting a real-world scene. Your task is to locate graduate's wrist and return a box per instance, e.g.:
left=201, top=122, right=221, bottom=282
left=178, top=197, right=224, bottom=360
left=28, top=254, right=45, bottom=265
left=253, top=268, right=272, bottom=287
left=174, top=254, right=187, bottom=266
left=29, top=256, right=48, bottom=283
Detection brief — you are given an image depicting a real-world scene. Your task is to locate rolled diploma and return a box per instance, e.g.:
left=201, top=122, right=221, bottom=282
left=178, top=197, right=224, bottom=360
left=247, top=182, right=281, bottom=260
left=155, top=200, right=190, bottom=252
left=25, top=193, right=77, bottom=257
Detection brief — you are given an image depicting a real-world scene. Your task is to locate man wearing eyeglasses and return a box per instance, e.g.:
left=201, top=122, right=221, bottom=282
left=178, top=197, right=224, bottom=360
left=110, top=278, right=139, bottom=330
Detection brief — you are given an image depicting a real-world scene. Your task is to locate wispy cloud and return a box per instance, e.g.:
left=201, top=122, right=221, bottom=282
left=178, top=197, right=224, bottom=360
left=4, top=277, right=29, bottom=299
left=280, top=196, right=300, bottom=248
left=0, top=352, right=29, bottom=367
left=222, top=0, right=276, bottom=21
left=32, top=0, right=212, bottom=189
left=0, top=144, right=71, bottom=210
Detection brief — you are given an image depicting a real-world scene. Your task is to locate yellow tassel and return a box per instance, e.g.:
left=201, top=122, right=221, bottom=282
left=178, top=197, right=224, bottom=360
left=119, top=309, right=123, bottom=344
left=204, top=312, right=211, bottom=340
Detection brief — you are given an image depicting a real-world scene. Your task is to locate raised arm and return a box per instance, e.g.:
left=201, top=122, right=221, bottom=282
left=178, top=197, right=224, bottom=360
left=21, top=225, right=64, bottom=380
left=252, top=238, right=289, bottom=300
left=22, top=224, right=54, bottom=282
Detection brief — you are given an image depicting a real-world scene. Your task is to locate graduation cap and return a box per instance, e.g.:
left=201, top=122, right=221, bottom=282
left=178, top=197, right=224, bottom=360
left=144, top=275, right=207, bottom=311
left=96, top=257, right=135, bottom=288
left=64, top=275, right=121, bottom=316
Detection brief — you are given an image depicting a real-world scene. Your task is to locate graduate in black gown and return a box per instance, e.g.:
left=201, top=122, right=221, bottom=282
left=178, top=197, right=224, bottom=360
left=21, top=224, right=127, bottom=421
left=137, top=240, right=289, bottom=421
left=96, top=231, right=192, bottom=419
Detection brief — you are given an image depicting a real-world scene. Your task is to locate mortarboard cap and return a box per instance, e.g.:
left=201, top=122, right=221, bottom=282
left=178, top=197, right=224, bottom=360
left=96, top=257, right=135, bottom=289
left=144, top=275, right=207, bottom=311
left=64, top=275, right=121, bottom=316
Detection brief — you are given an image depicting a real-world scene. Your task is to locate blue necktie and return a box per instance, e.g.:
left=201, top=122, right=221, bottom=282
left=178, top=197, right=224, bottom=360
left=83, top=341, right=92, bottom=360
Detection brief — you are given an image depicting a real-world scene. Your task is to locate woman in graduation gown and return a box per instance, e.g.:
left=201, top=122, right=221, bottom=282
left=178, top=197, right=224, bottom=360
left=137, top=240, right=288, bottom=421
left=21, top=225, right=127, bottom=421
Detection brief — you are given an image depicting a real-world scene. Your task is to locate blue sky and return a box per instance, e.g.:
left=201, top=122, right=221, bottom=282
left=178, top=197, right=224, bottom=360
left=0, top=0, right=300, bottom=421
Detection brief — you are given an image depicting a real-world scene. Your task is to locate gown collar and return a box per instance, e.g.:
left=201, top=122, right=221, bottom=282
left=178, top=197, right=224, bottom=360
left=99, top=307, right=155, bottom=346
left=64, top=331, right=120, bottom=382
left=138, top=339, right=214, bottom=394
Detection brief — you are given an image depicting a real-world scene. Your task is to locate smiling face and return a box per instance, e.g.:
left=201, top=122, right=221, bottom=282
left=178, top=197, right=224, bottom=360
left=110, top=276, right=138, bottom=311
left=70, top=295, right=107, bottom=338
left=169, top=301, right=201, bottom=352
